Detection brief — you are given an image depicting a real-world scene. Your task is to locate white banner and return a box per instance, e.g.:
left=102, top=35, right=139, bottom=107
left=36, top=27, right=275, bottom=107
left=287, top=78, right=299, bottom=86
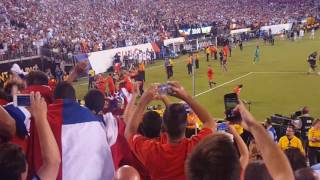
left=88, top=43, right=153, bottom=74
left=163, top=37, right=185, bottom=46
left=230, top=28, right=251, bottom=35
left=260, top=23, right=293, bottom=35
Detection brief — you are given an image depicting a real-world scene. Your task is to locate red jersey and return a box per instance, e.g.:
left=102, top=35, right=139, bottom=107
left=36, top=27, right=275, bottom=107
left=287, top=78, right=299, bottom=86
left=96, top=76, right=107, bottom=94
left=207, top=68, right=214, bottom=80
left=106, top=76, right=115, bottom=94
left=128, top=128, right=213, bottom=180
left=223, top=46, right=228, bottom=57
left=114, top=63, right=121, bottom=73
left=124, top=75, right=133, bottom=93
left=111, top=118, right=150, bottom=179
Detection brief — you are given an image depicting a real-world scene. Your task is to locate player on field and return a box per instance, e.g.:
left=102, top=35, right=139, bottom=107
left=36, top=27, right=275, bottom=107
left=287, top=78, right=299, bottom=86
left=207, top=65, right=216, bottom=88
left=253, top=45, right=260, bottom=63
left=307, top=52, right=318, bottom=74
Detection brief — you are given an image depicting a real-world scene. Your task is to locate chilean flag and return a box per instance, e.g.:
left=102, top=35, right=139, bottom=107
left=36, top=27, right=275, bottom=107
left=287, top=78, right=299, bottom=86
left=27, top=99, right=115, bottom=180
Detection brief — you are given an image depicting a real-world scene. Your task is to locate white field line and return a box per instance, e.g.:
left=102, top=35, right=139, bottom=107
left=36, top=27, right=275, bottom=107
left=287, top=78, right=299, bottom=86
left=251, top=71, right=305, bottom=74
left=194, top=71, right=306, bottom=98
left=194, top=72, right=253, bottom=97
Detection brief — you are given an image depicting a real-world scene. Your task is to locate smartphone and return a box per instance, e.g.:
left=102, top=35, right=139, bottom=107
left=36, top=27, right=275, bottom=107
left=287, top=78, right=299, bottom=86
left=217, top=122, right=228, bottom=132
left=158, top=84, right=172, bottom=95
left=224, top=93, right=240, bottom=122
left=13, top=94, right=31, bottom=107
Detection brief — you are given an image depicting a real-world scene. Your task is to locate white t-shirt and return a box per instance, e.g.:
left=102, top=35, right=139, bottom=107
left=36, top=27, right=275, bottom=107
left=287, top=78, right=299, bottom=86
left=102, top=113, right=118, bottom=146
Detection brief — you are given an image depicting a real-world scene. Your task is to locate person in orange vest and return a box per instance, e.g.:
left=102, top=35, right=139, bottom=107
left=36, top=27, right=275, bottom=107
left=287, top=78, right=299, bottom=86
left=210, top=46, right=218, bottom=60
left=186, top=110, right=202, bottom=138
left=187, top=54, right=193, bottom=75
left=223, top=45, right=229, bottom=58
left=138, top=61, right=145, bottom=82
left=233, top=84, right=243, bottom=95
left=206, top=46, right=211, bottom=62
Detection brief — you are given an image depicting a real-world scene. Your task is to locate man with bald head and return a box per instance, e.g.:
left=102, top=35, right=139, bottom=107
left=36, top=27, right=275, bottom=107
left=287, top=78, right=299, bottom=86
left=114, top=165, right=140, bottom=180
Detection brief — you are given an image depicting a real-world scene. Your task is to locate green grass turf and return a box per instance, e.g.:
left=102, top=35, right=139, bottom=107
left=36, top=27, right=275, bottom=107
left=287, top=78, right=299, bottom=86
left=74, top=32, right=320, bottom=121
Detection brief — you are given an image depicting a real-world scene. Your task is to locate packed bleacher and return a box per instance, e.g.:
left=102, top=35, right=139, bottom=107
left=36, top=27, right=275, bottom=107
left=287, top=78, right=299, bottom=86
left=0, top=0, right=317, bottom=60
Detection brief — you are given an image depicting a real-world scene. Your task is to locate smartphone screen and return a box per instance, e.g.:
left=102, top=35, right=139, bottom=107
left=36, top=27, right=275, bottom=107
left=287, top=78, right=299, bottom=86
left=217, top=122, right=228, bottom=132
left=224, top=93, right=240, bottom=122
left=14, top=94, right=31, bottom=107
left=158, top=84, right=170, bottom=95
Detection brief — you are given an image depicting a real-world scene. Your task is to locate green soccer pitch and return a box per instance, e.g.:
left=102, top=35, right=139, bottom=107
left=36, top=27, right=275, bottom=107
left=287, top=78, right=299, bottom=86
left=74, top=32, right=320, bottom=121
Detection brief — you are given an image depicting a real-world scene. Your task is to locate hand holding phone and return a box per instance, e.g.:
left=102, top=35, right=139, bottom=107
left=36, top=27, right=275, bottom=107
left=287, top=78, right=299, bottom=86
left=224, top=93, right=241, bottom=122
left=158, top=83, right=172, bottom=95
left=217, top=122, right=228, bottom=132
left=13, top=94, right=31, bottom=107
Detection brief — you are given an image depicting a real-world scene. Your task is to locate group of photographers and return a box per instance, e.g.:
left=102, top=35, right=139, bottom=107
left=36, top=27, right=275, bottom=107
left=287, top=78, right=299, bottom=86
left=267, top=106, right=320, bottom=166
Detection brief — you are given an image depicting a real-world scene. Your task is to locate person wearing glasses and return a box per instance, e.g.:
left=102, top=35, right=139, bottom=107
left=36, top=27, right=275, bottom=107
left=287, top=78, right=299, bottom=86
left=278, top=125, right=305, bottom=155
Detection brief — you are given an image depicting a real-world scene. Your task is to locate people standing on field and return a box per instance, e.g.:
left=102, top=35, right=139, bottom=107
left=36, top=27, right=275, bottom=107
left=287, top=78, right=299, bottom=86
left=207, top=65, right=216, bottom=88
left=253, top=45, right=260, bottom=63
left=187, top=54, right=193, bottom=75
left=310, top=28, right=315, bottom=40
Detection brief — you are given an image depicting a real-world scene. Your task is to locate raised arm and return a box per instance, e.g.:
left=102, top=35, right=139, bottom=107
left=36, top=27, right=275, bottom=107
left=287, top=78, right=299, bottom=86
left=236, top=101, right=294, bottom=180
left=66, top=61, right=88, bottom=83
left=0, top=106, right=16, bottom=142
left=122, top=85, right=139, bottom=124
left=228, top=124, right=249, bottom=170
left=124, top=85, right=157, bottom=140
left=168, top=81, right=216, bottom=130
left=30, top=92, right=61, bottom=180
left=158, top=95, right=171, bottom=108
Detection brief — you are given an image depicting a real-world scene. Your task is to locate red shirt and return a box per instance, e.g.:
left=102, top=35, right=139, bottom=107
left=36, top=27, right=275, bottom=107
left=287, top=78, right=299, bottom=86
left=207, top=68, right=213, bottom=79
left=128, top=128, right=213, bottom=180
left=111, top=118, right=150, bottom=180
left=96, top=76, right=107, bottom=93
left=223, top=46, right=228, bottom=57
left=115, top=63, right=121, bottom=73
left=124, top=76, right=133, bottom=93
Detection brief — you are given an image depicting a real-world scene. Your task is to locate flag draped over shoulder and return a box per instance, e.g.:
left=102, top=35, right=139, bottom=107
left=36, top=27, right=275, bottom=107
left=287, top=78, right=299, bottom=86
left=27, top=99, right=115, bottom=180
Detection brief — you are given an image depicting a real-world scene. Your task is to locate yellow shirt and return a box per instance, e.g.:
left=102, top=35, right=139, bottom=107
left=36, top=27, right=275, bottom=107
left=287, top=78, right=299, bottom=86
left=89, top=69, right=95, bottom=77
left=308, top=127, right=320, bottom=147
left=206, top=47, right=211, bottom=54
left=234, top=124, right=244, bottom=135
left=278, top=136, right=305, bottom=153
left=154, top=109, right=164, bottom=117
left=187, top=113, right=203, bottom=129
left=139, top=63, right=145, bottom=71
left=169, top=59, right=173, bottom=66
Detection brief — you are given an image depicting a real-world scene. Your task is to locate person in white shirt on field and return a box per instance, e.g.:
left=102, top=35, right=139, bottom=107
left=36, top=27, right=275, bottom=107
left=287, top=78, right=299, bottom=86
left=310, top=28, right=315, bottom=40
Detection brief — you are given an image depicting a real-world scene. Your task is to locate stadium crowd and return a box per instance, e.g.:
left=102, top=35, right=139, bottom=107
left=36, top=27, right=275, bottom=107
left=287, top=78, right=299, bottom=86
left=0, top=0, right=317, bottom=60
left=0, top=61, right=320, bottom=180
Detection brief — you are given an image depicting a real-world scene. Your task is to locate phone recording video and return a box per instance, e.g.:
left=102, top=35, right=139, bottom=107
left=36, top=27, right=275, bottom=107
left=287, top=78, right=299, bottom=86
left=217, top=122, right=228, bottom=132
left=158, top=84, right=172, bottom=95
left=14, top=94, right=31, bottom=107
left=224, top=93, right=240, bottom=122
